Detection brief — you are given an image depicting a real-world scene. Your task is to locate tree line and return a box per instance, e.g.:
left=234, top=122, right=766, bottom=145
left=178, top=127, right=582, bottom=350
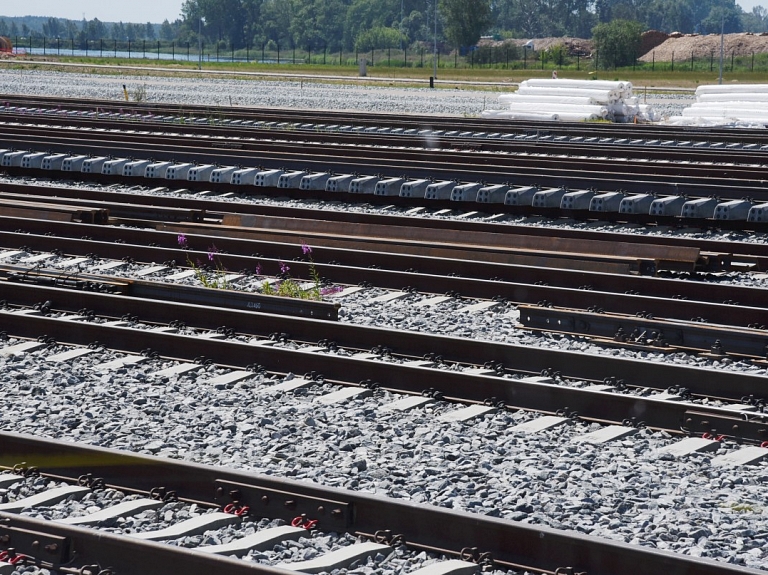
left=1, top=0, right=767, bottom=55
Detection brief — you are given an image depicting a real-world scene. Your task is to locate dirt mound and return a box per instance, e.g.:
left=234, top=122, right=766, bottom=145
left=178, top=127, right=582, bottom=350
left=479, top=37, right=593, bottom=56
left=640, top=30, right=669, bottom=55
left=639, top=32, right=768, bottom=61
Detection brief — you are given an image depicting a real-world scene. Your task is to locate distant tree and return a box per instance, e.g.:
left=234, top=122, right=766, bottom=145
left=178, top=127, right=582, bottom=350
left=42, top=18, right=64, bottom=38
left=111, top=22, right=126, bottom=40
left=742, top=5, right=768, bottom=32
left=700, top=3, right=742, bottom=33
left=10, top=21, right=19, bottom=37
left=439, top=0, right=492, bottom=49
left=354, top=26, right=404, bottom=51
left=592, top=19, right=642, bottom=68
left=0, top=20, right=8, bottom=36
left=160, top=19, right=175, bottom=41
left=145, top=22, right=156, bottom=40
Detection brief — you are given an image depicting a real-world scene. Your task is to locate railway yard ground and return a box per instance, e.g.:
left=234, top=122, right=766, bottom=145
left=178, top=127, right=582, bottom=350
left=0, top=65, right=768, bottom=575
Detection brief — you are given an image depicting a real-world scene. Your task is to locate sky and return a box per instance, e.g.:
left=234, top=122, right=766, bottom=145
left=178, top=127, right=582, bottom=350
left=0, top=1, right=186, bottom=23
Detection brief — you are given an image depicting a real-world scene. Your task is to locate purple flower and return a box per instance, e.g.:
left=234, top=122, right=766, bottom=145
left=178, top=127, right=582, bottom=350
left=254, top=263, right=263, bottom=275
left=177, top=233, right=187, bottom=247
left=208, top=251, right=215, bottom=262
left=301, top=242, right=312, bottom=255
left=279, top=261, right=290, bottom=274
left=207, top=244, right=219, bottom=262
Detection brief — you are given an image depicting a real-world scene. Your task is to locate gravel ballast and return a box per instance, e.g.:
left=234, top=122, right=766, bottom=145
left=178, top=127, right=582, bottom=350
left=1, top=68, right=766, bottom=573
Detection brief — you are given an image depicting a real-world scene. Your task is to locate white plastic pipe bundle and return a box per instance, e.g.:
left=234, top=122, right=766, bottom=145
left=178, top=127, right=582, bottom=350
left=481, top=110, right=561, bottom=121
left=515, top=86, right=621, bottom=102
left=682, top=106, right=768, bottom=119
left=696, top=84, right=768, bottom=95
left=521, top=78, right=633, bottom=98
left=498, top=94, right=600, bottom=105
left=697, top=92, right=768, bottom=102
left=504, top=102, right=610, bottom=117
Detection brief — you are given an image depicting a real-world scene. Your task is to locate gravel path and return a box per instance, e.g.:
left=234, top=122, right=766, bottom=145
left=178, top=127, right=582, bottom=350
left=0, top=70, right=766, bottom=573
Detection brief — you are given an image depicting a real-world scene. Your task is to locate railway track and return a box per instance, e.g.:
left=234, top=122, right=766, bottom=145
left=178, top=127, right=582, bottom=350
left=3, top=91, right=768, bottom=573
left=0, top=433, right=760, bottom=575
left=2, top=96, right=768, bottom=228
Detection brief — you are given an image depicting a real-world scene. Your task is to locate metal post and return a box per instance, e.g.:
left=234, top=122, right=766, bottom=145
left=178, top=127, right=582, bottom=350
left=128, top=39, right=131, bottom=58
left=143, top=39, right=146, bottom=59
left=114, top=39, right=117, bottom=58
left=710, top=51, right=713, bottom=72
left=71, top=37, right=74, bottom=56
left=58, top=37, right=61, bottom=56
left=691, top=51, right=693, bottom=71
left=85, top=39, right=88, bottom=57
left=100, top=38, right=103, bottom=58
left=216, top=43, right=219, bottom=62
left=293, top=43, right=295, bottom=64
left=198, top=17, right=203, bottom=70
left=172, top=42, right=175, bottom=61
left=277, top=42, right=280, bottom=64
left=671, top=51, right=674, bottom=71
left=433, top=0, right=437, bottom=80
left=262, top=43, right=265, bottom=63
left=371, top=46, right=374, bottom=66
left=43, top=36, right=46, bottom=55
left=158, top=41, right=161, bottom=60
left=718, top=16, right=724, bottom=84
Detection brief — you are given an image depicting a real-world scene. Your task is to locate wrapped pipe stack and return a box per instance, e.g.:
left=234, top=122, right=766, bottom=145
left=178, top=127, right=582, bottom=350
left=482, top=78, right=659, bottom=123
left=668, top=84, right=768, bottom=127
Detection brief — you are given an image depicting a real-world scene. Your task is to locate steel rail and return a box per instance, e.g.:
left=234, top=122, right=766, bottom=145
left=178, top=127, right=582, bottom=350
left=3, top=125, right=768, bottom=200
left=518, top=303, right=768, bottom=359
left=6, top=92, right=768, bottom=145
left=1, top=432, right=761, bottom=575
left=2, top=180, right=767, bottom=267
left=2, top=309, right=768, bottom=441
left=1, top=226, right=766, bottom=328
left=1, top=278, right=766, bottom=403
left=1, top=120, right=766, bottom=185
left=7, top=108, right=768, bottom=168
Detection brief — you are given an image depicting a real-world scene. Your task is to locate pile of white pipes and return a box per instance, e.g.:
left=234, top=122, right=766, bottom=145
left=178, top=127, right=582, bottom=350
left=482, top=78, right=659, bottom=123
left=667, top=84, right=768, bottom=127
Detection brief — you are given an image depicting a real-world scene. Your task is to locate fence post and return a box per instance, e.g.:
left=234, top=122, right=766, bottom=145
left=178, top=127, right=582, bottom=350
left=43, top=36, right=46, bottom=56
left=217, top=43, right=220, bottom=62
left=752, top=51, right=755, bottom=71
left=505, top=46, right=509, bottom=69
left=421, top=48, right=424, bottom=67
left=100, top=38, right=103, bottom=58
left=277, top=42, right=280, bottom=64
left=652, top=51, right=654, bottom=71
left=58, top=37, right=61, bottom=55
left=158, top=41, right=161, bottom=60
left=293, top=44, right=295, bottom=64
left=710, top=51, right=713, bottom=72
left=262, top=43, right=265, bottom=63
left=143, top=40, right=146, bottom=59
left=404, top=46, right=407, bottom=67
left=455, top=50, right=458, bottom=69
left=541, top=49, right=544, bottom=70
left=187, top=42, right=190, bottom=61
left=371, top=46, right=374, bottom=66
left=731, top=51, right=734, bottom=71
left=172, top=42, right=175, bottom=61
left=671, top=51, right=674, bottom=71
left=114, top=39, right=117, bottom=58
left=128, top=39, right=131, bottom=59
left=388, top=47, right=390, bottom=66
left=577, top=53, right=580, bottom=70
left=690, top=51, right=693, bottom=71
left=71, top=37, right=75, bottom=56
left=246, top=43, right=249, bottom=63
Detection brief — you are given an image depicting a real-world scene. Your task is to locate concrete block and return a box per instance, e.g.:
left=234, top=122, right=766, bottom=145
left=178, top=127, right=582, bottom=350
left=374, top=177, right=406, bottom=196
left=165, top=163, right=194, bottom=180
left=349, top=175, right=379, bottom=194
left=619, top=194, right=654, bottom=214
left=400, top=179, right=430, bottom=198
left=476, top=184, right=509, bottom=204
left=425, top=181, right=456, bottom=200
left=681, top=197, right=719, bottom=219
left=300, top=172, right=331, bottom=191
left=187, top=164, right=215, bottom=182
left=277, top=170, right=307, bottom=189
left=532, top=188, right=567, bottom=209
left=62, top=155, right=89, bottom=171
left=649, top=196, right=687, bottom=217
left=41, top=154, right=68, bottom=170
left=144, top=161, right=173, bottom=179
left=122, top=160, right=151, bottom=177
left=254, top=169, right=283, bottom=187
left=326, top=174, right=355, bottom=192
left=714, top=199, right=752, bottom=221
left=101, top=158, right=129, bottom=175
left=210, top=166, right=238, bottom=184
left=232, top=168, right=259, bottom=185
left=504, top=186, right=538, bottom=206
left=21, top=152, right=48, bottom=169
left=560, top=190, right=595, bottom=210
left=589, top=192, right=624, bottom=212
left=451, top=183, right=482, bottom=202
